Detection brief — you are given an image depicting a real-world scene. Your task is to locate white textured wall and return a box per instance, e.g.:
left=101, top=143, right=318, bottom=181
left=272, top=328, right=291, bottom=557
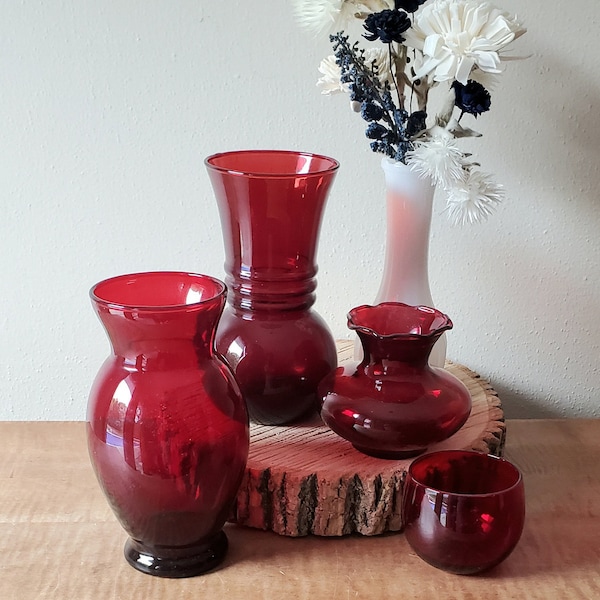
left=2, top=1, right=598, bottom=420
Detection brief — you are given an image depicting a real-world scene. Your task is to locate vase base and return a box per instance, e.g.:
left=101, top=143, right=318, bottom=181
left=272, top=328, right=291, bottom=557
left=250, top=405, right=319, bottom=426
left=245, top=386, right=322, bottom=425
left=352, top=444, right=426, bottom=460
left=124, top=530, right=228, bottom=578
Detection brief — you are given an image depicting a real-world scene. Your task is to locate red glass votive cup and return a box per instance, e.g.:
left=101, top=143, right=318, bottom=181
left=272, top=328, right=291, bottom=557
left=402, top=450, right=525, bottom=575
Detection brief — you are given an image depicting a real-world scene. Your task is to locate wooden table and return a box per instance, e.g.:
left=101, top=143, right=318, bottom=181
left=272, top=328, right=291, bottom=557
left=2, top=420, right=599, bottom=599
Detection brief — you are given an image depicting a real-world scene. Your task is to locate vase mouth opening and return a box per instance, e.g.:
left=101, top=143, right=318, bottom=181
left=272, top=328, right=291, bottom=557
left=407, top=450, right=523, bottom=498
left=205, top=150, right=339, bottom=178
left=347, top=302, right=453, bottom=339
left=381, top=156, right=409, bottom=168
left=90, top=271, right=226, bottom=312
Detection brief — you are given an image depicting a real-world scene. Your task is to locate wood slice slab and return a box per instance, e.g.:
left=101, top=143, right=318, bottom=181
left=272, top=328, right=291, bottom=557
left=230, top=340, right=504, bottom=537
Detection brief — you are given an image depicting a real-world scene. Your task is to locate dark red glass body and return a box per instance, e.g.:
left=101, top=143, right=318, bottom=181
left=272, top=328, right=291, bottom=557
left=206, top=150, right=339, bottom=425
left=403, top=450, right=526, bottom=574
left=87, top=272, right=249, bottom=577
left=319, top=303, right=471, bottom=458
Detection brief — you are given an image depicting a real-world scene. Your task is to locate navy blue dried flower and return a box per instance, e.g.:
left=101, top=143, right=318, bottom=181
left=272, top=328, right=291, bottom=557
left=395, top=141, right=412, bottom=161
left=349, top=83, right=368, bottom=104
left=365, top=122, right=389, bottom=141
left=370, top=141, right=383, bottom=152
left=406, top=110, right=427, bottom=137
left=452, top=80, right=492, bottom=118
left=363, top=10, right=411, bottom=44
left=330, top=32, right=412, bottom=163
left=395, top=0, right=427, bottom=13
left=361, top=101, right=385, bottom=122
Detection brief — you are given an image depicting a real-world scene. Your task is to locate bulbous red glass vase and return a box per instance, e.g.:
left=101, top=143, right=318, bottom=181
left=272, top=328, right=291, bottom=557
left=206, top=150, right=339, bottom=425
left=87, top=272, right=249, bottom=578
left=319, top=303, right=471, bottom=459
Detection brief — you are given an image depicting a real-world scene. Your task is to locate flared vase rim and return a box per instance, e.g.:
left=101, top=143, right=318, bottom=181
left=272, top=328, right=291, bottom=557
left=90, top=271, right=227, bottom=313
left=204, top=149, right=340, bottom=178
left=348, top=302, right=453, bottom=340
left=407, top=450, right=524, bottom=498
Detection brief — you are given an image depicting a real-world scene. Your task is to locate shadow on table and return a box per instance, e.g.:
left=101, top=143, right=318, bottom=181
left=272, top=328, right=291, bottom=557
left=224, top=522, right=600, bottom=582
left=222, top=524, right=401, bottom=569
left=478, top=525, right=600, bottom=580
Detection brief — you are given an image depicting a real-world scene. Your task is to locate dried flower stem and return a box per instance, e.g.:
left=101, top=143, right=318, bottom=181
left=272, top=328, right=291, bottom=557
left=390, top=43, right=406, bottom=110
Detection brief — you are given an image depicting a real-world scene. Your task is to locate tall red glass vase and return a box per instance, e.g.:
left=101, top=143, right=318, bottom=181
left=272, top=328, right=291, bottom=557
left=206, top=150, right=339, bottom=425
left=87, top=272, right=249, bottom=577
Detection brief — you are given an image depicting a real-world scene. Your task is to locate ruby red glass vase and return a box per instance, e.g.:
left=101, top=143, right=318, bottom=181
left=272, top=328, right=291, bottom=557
left=87, top=272, right=249, bottom=578
left=319, top=303, right=471, bottom=458
left=206, top=150, right=339, bottom=425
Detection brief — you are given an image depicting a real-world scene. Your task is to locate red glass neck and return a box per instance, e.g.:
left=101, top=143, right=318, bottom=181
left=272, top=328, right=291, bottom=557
left=206, top=150, right=338, bottom=312
left=90, top=272, right=226, bottom=365
left=350, top=302, right=452, bottom=367
left=358, top=333, right=438, bottom=368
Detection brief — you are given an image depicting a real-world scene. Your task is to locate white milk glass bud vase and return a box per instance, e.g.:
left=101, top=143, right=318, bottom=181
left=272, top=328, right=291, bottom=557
left=356, top=157, right=447, bottom=367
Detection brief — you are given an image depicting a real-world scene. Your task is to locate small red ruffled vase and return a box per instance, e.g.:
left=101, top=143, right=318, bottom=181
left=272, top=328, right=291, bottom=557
left=87, top=272, right=249, bottom=577
left=206, top=150, right=339, bottom=425
left=319, top=303, right=471, bottom=459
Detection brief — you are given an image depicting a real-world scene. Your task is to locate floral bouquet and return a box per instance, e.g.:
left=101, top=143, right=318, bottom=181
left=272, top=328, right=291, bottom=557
left=293, top=0, right=526, bottom=224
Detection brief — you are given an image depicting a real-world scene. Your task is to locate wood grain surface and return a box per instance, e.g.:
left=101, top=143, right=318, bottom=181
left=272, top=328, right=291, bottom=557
left=1, top=419, right=600, bottom=599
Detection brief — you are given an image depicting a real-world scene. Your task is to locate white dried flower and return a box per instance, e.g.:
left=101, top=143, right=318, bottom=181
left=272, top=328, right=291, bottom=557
left=406, top=126, right=466, bottom=189
left=404, top=0, right=527, bottom=84
left=363, top=47, right=395, bottom=88
left=293, top=0, right=393, bottom=35
left=293, top=0, right=346, bottom=35
left=317, top=56, right=349, bottom=95
left=445, top=169, right=504, bottom=225
left=353, top=0, right=395, bottom=17
left=469, top=68, right=500, bottom=91
left=317, top=48, right=392, bottom=96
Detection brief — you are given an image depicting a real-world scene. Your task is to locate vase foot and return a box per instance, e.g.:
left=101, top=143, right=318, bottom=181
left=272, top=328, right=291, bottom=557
left=352, top=444, right=426, bottom=460
left=124, top=530, right=228, bottom=578
left=246, top=391, right=321, bottom=426
left=249, top=404, right=319, bottom=426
